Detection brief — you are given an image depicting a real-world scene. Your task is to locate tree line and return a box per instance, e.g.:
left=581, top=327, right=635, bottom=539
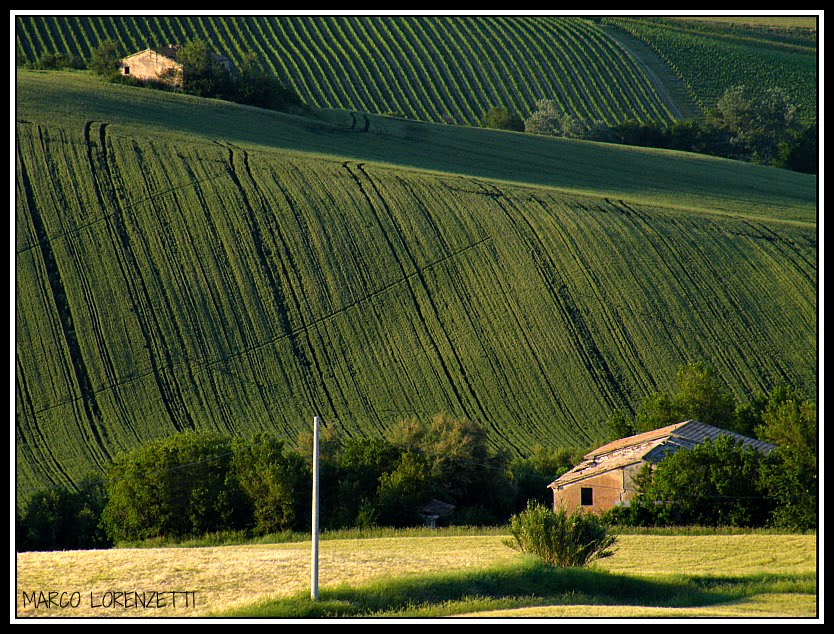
left=16, top=413, right=575, bottom=551
left=16, top=363, right=816, bottom=551
left=482, top=86, right=817, bottom=175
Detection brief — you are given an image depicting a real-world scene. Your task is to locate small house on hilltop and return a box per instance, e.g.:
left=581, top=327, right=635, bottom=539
left=118, top=45, right=233, bottom=86
left=548, top=420, right=776, bottom=515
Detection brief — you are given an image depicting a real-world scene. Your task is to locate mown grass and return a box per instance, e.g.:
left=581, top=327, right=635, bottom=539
left=15, top=531, right=817, bottom=619
left=218, top=555, right=817, bottom=619
left=114, top=525, right=510, bottom=550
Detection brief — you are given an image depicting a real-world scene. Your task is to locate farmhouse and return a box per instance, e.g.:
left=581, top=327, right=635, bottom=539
left=548, top=420, right=776, bottom=515
left=118, top=45, right=233, bottom=85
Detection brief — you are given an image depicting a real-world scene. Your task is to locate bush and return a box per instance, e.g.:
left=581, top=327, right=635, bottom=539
left=481, top=105, right=525, bottom=132
left=506, top=502, right=617, bottom=567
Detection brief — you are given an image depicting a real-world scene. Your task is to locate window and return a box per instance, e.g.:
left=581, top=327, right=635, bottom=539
left=580, top=487, right=593, bottom=506
left=123, top=66, right=130, bottom=75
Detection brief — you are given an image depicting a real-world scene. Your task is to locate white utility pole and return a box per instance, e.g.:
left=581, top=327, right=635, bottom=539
left=311, top=415, right=320, bottom=601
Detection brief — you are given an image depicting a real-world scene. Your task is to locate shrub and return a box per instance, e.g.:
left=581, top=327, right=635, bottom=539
left=505, top=502, right=617, bottom=567
left=481, top=105, right=524, bottom=132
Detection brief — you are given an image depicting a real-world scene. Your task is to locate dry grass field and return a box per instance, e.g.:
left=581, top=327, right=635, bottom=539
left=15, top=532, right=818, bottom=619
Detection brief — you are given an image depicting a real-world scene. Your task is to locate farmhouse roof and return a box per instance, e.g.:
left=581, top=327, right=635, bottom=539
left=548, top=420, right=776, bottom=490
left=121, top=45, right=181, bottom=62
left=121, top=45, right=232, bottom=66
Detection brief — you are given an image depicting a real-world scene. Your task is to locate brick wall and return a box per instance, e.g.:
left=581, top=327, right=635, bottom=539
left=552, top=463, right=644, bottom=514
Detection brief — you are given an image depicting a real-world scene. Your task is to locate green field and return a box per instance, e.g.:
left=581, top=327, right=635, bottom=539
left=14, top=71, right=817, bottom=503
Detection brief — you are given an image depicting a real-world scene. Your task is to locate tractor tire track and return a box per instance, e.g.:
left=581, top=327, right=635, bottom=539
left=15, top=350, right=74, bottom=489
left=530, top=192, right=651, bottom=401
left=99, top=134, right=196, bottom=433
left=390, top=173, right=535, bottom=442
left=221, top=144, right=338, bottom=421
left=613, top=199, right=753, bottom=390
left=18, top=133, right=108, bottom=462
left=465, top=180, right=587, bottom=438
left=352, top=163, right=507, bottom=447
left=485, top=181, right=617, bottom=440
left=342, top=162, right=475, bottom=427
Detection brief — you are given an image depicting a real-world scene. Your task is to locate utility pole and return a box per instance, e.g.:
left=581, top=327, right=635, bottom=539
left=311, top=415, right=320, bottom=601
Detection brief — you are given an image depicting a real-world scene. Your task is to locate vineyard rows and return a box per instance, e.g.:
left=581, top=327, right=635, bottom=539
left=603, top=17, right=817, bottom=122
left=15, top=14, right=676, bottom=126
left=15, top=111, right=817, bottom=501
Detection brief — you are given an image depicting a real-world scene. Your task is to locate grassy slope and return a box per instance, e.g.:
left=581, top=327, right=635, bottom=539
left=14, top=72, right=818, bottom=502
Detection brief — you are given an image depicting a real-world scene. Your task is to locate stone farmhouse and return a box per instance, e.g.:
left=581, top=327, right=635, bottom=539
left=118, top=45, right=233, bottom=86
left=548, top=419, right=776, bottom=515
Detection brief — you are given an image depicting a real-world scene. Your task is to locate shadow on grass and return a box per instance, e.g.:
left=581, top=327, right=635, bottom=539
left=222, top=557, right=751, bottom=618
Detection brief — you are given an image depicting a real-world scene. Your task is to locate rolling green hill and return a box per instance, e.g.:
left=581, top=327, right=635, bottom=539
left=14, top=72, right=817, bottom=506
left=15, top=14, right=680, bottom=127
left=15, top=14, right=817, bottom=132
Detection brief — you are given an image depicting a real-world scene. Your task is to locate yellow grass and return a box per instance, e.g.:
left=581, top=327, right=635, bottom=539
left=15, top=533, right=817, bottom=619
left=15, top=535, right=516, bottom=618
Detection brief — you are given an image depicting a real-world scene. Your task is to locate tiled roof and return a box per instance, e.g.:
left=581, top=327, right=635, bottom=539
left=549, top=420, right=776, bottom=489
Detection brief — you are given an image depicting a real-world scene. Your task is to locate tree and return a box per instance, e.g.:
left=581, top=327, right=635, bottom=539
left=709, top=85, right=800, bottom=165
left=375, top=450, right=432, bottom=527
left=524, top=99, right=588, bottom=138
left=604, top=409, right=636, bottom=440
left=622, top=436, right=773, bottom=527
left=780, top=122, right=817, bottom=174
left=388, top=413, right=515, bottom=522
left=633, top=362, right=736, bottom=434
left=175, top=39, right=232, bottom=99
left=232, top=51, right=305, bottom=113
left=481, top=105, right=525, bottom=132
left=232, top=434, right=310, bottom=534
left=89, top=39, right=121, bottom=79
left=100, top=432, right=245, bottom=542
left=330, top=437, right=402, bottom=529
left=509, top=445, right=576, bottom=511
left=755, top=387, right=818, bottom=531
left=18, top=472, right=111, bottom=551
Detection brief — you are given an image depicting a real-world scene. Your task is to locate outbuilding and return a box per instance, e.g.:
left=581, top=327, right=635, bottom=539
left=548, top=419, right=776, bottom=515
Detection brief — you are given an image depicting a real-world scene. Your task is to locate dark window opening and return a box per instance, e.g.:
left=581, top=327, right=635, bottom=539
left=123, top=66, right=130, bottom=75
left=580, top=487, right=593, bottom=506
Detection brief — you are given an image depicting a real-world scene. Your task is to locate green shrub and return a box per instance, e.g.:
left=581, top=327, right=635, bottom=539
left=481, top=105, right=524, bottom=132
left=506, top=502, right=617, bottom=567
